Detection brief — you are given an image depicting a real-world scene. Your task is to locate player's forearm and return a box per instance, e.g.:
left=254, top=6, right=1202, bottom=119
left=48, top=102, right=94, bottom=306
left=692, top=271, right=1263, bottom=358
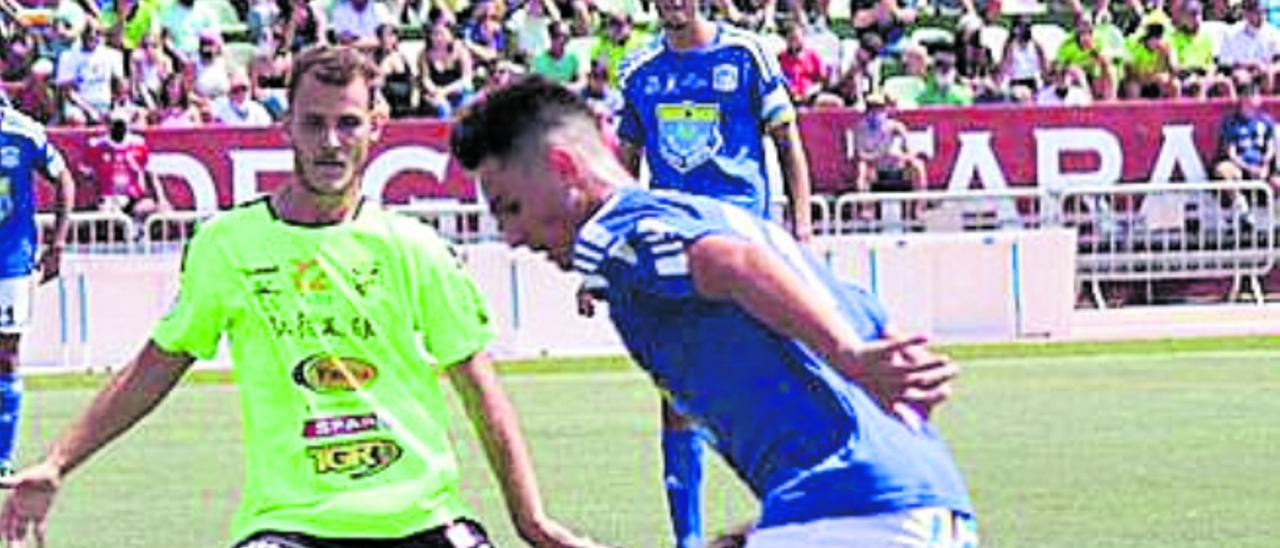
left=46, top=342, right=192, bottom=477
left=620, top=142, right=643, bottom=177
left=48, top=171, right=74, bottom=250
left=771, top=122, right=812, bottom=239
left=448, top=353, right=549, bottom=538
left=689, top=237, right=864, bottom=377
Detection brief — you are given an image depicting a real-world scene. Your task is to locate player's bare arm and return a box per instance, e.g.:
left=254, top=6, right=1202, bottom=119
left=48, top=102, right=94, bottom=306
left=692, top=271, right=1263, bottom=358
left=686, top=235, right=957, bottom=408
left=0, top=342, right=194, bottom=545
left=447, top=352, right=608, bottom=548
left=768, top=120, right=813, bottom=243
left=619, top=140, right=643, bottom=178
left=37, top=168, right=74, bottom=284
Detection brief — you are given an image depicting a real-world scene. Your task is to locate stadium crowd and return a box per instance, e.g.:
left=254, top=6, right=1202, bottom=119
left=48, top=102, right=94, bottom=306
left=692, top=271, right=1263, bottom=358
left=3, top=0, right=1280, bottom=129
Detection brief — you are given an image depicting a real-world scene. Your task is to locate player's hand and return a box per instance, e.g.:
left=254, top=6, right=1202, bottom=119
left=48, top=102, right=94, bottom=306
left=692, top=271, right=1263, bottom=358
left=575, top=283, right=596, bottom=318
left=36, top=246, right=62, bottom=285
left=517, top=514, right=612, bottom=548
left=833, top=335, right=959, bottom=418
left=885, top=341, right=959, bottom=417
left=0, top=461, right=62, bottom=548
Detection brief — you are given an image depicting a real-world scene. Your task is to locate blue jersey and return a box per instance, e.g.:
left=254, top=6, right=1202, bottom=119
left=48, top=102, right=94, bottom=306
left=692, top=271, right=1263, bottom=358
left=574, top=187, right=973, bottom=527
left=0, top=108, right=67, bottom=279
left=617, top=24, right=795, bottom=218
left=1220, top=112, right=1274, bottom=168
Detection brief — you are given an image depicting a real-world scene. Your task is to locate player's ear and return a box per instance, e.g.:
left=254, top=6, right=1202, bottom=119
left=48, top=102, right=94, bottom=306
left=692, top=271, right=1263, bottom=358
left=545, top=144, right=582, bottom=182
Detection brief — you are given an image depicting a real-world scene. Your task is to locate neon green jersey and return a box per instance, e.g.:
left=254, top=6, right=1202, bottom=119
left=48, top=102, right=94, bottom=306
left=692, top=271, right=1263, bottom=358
left=152, top=199, right=494, bottom=543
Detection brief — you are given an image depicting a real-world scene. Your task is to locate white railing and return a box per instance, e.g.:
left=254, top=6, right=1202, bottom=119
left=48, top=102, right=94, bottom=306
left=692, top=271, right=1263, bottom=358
left=388, top=200, right=498, bottom=243
left=37, top=211, right=136, bottom=252
left=829, top=187, right=1051, bottom=235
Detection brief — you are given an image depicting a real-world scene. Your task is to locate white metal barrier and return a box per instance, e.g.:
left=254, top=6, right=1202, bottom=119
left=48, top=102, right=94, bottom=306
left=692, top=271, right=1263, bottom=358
left=37, top=211, right=136, bottom=252
left=388, top=200, right=498, bottom=243
left=829, top=187, right=1050, bottom=234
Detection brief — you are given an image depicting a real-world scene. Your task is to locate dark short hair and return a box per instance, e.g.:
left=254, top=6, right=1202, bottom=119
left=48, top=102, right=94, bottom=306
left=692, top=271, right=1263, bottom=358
left=451, top=75, right=596, bottom=170
left=287, top=44, right=382, bottom=109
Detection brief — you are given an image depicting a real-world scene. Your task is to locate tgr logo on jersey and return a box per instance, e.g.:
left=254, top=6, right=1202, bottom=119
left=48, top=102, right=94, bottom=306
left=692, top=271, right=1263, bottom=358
left=306, top=438, right=403, bottom=479
left=292, top=355, right=379, bottom=393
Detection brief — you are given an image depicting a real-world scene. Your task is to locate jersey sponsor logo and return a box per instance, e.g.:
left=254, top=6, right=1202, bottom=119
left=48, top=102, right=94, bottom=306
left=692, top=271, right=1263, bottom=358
left=656, top=103, right=722, bottom=173
left=713, top=64, right=739, bottom=93
left=266, top=311, right=376, bottom=340
left=0, top=147, right=18, bottom=169
left=306, top=438, right=403, bottom=479
left=644, top=76, right=662, bottom=95
left=303, top=413, right=382, bottom=439
left=293, top=259, right=330, bottom=292
left=292, top=355, right=379, bottom=393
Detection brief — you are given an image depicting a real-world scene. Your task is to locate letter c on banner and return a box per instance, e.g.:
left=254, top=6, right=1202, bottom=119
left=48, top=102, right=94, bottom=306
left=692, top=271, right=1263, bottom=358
left=362, top=146, right=452, bottom=203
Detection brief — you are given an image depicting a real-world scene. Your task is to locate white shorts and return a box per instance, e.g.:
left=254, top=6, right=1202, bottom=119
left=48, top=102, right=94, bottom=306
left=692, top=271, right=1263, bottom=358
left=746, top=507, right=979, bottom=548
left=0, top=275, right=34, bottom=335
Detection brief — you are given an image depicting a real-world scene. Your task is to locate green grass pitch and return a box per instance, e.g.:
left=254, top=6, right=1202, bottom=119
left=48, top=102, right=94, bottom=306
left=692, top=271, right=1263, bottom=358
left=13, top=337, right=1280, bottom=547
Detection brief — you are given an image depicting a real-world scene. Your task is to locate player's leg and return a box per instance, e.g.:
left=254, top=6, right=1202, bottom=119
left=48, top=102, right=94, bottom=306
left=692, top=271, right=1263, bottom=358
left=662, top=398, right=705, bottom=548
left=0, top=275, right=33, bottom=475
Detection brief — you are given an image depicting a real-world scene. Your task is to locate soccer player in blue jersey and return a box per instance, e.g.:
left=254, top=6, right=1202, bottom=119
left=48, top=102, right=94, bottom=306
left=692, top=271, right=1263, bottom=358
left=453, top=77, right=977, bottom=547
left=612, top=2, right=816, bottom=543
left=0, top=106, right=74, bottom=475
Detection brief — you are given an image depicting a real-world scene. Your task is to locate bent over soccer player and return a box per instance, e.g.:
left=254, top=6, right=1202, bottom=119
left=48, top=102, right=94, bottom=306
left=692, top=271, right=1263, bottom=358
left=453, top=77, right=978, bottom=547
left=0, top=47, right=599, bottom=548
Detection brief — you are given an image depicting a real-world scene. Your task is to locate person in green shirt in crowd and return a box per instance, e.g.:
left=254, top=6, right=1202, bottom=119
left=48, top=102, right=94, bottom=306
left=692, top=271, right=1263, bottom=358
left=916, top=49, right=974, bottom=106
left=1123, top=22, right=1178, bottom=98
left=1172, top=0, right=1234, bottom=97
left=0, top=45, right=603, bottom=548
left=533, top=21, right=584, bottom=88
left=1056, top=15, right=1118, bottom=100
left=591, top=11, right=650, bottom=87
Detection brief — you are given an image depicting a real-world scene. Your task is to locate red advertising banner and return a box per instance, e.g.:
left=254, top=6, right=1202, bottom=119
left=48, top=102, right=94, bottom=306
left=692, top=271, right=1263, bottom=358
left=44, top=121, right=474, bottom=211
left=36, top=99, right=1261, bottom=210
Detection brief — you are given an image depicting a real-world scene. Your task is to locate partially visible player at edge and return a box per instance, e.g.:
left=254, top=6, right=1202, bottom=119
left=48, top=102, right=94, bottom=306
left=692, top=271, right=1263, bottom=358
left=609, top=0, right=814, bottom=544
left=0, top=105, right=74, bottom=477
left=453, top=76, right=977, bottom=547
left=0, top=46, right=602, bottom=548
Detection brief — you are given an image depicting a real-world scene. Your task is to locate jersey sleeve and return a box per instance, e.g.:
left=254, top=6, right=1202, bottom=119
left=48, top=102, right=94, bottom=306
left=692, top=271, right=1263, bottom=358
left=616, top=69, right=646, bottom=146
left=749, top=38, right=796, bottom=128
left=36, top=134, right=66, bottom=179
left=410, top=229, right=495, bottom=369
left=604, top=204, right=733, bottom=300
left=151, top=223, right=228, bottom=359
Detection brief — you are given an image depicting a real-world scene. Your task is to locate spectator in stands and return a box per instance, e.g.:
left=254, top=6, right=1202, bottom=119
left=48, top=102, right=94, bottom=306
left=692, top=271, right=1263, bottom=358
left=532, top=21, right=583, bottom=87
left=83, top=109, right=169, bottom=236
left=955, top=17, right=996, bottom=87
left=1123, top=22, right=1179, bottom=98
left=57, top=20, right=125, bottom=126
left=249, top=23, right=292, bottom=119
left=418, top=21, right=474, bottom=117
left=0, top=26, right=38, bottom=85
left=370, top=24, right=413, bottom=118
left=1173, top=0, right=1232, bottom=98
left=853, top=93, right=926, bottom=219
left=508, top=0, right=559, bottom=62
left=247, top=0, right=282, bottom=44
left=1214, top=80, right=1278, bottom=219
left=852, top=0, right=918, bottom=51
left=108, top=75, right=151, bottom=127
left=902, top=40, right=929, bottom=78
left=1218, top=0, right=1280, bottom=91
left=1036, top=64, right=1094, bottom=105
left=155, top=70, right=204, bottom=127
left=283, top=0, right=328, bottom=53
left=580, top=57, right=623, bottom=122
left=825, top=31, right=885, bottom=107
left=392, top=0, right=432, bottom=27
left=1056, top=15, right=1119, bottom=100
left=106, top=0, right=164, bottom=52
left=708, top=0, right=776, bottom=31
left=129, top=31, right=173, bottom=113
left=12, top=60, right=58, bottom=125
left=192, top=28, right=231, bottom=100
left=159, top=0, right=221, bottom=64
left=47, top=5, right=89, bottom=74
left=998, top=15, right=1048, bottom=97
left=566, top=0, right=597, bottom=38
left=212, top=68, right=273, bottom=126
left=462, top=0, right=509, bottom=64
left=917, top=48, right=975, bottom=106
left=592, top=11, right=648, bottom=86
left=778, top=18, right=830, bottom=105
left=331, top=0, right=391, bottom=52
left=468, top=58, right=524, bottom=108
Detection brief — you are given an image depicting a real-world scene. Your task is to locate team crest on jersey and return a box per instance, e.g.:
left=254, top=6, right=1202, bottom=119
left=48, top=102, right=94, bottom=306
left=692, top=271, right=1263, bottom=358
left=0, top=147, right=19, bottom=169
left=712, top=64, right=739, bottom=92
left=656, top=103, right=722, bottom=173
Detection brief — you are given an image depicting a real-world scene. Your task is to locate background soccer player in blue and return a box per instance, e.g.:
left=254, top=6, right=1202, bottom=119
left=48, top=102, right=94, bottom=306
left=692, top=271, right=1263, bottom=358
left=453, top=78, right=977, bottom=547
left=0, top=105, right=74, bottom=476
left=611, top=1, right=816, bottom=543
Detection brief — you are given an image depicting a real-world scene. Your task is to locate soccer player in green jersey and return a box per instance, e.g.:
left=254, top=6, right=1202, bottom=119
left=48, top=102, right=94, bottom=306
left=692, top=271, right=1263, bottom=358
left=0, top=45, right=600, bottom=548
